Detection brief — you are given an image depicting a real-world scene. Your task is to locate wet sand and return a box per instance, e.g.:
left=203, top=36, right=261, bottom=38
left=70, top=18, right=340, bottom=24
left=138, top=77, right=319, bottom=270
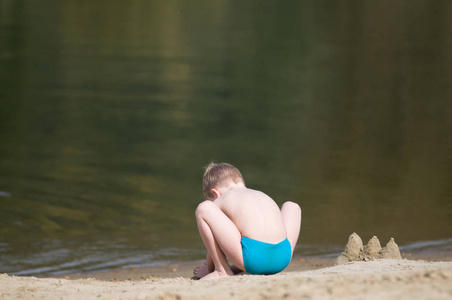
left=1, top=252, right=452, bottom=299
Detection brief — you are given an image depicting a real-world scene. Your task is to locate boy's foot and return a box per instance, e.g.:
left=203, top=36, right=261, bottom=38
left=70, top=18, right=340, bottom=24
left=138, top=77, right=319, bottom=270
left=193, top=262, right=244, bottom=280
left=200, top=270, right=233, bottom=280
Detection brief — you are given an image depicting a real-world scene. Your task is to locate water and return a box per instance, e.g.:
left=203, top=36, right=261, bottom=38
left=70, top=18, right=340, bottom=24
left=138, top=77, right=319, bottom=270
left=1, top=1, right=451, bottom=276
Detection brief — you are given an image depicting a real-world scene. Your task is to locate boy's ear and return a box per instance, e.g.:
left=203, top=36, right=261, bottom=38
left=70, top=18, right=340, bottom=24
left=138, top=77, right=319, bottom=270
left=211, top=188, right=221, bottom=199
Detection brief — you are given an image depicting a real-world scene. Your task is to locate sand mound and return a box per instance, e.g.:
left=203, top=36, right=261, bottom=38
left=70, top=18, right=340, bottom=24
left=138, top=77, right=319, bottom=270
left=380, top=238, right=402, bottom=259
left=337, top=233, right=402, bottom=265
left=364, top=236, right=382, bottom=259
left=336, top=232, right=363, bottom=264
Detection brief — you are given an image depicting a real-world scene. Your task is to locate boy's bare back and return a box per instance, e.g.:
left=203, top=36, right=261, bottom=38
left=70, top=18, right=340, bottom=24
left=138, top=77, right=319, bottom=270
left=214, top=187, right=287, bottom=244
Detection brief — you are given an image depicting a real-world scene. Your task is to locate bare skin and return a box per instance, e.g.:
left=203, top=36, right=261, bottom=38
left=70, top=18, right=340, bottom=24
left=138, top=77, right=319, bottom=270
left=193, top=257, right=243, bottom=279
left=195, top=180, right=302, bottom=280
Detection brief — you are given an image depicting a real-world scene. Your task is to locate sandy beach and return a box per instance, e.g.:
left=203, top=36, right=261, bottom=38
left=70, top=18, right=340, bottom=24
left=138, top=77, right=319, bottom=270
left=1, top=253, right=452, bottom=300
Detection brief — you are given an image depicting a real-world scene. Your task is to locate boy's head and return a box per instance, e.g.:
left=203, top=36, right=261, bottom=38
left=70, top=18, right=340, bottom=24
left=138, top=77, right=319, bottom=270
left=203, top=162, right=245, bottom=200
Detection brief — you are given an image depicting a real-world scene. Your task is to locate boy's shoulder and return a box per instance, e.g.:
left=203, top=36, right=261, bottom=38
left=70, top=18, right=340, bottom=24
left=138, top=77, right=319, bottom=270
left=217, top=188, right=267, bottom=204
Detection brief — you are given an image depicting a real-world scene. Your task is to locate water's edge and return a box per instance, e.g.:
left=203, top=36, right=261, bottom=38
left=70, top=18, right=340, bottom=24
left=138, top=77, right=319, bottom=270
left=6, top=238, right=452, bottom=277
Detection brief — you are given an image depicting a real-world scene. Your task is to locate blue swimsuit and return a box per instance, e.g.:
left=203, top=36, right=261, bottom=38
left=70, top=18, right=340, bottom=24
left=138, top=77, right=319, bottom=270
left=241, top=236, right=292, bottom=275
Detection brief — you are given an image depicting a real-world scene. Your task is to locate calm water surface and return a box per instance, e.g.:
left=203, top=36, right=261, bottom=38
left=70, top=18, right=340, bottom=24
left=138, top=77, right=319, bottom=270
left=1, top=1, right=451, bottom=275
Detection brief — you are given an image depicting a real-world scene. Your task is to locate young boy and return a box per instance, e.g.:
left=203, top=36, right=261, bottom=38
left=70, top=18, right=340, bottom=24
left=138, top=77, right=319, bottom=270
left=194, top=162, right=302, bottom=280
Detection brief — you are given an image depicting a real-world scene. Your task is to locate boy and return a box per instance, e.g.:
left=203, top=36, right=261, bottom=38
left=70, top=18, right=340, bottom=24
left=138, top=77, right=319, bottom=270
left=194, top=162, right=302, bottom=280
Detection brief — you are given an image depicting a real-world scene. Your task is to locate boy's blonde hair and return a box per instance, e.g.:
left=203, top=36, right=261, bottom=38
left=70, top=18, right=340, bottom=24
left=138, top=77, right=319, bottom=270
left=203, top=162, right=245, bottom=200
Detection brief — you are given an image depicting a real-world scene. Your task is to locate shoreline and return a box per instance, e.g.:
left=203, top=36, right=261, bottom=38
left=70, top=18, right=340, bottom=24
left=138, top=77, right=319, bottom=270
left=47, top=256, right=338, bottom=281
left=41, top=251, right=452, bottom=281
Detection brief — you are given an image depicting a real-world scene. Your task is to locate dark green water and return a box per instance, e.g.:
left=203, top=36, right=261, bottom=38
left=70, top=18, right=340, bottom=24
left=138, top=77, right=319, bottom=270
left=1, top=1, right=451, bottom=275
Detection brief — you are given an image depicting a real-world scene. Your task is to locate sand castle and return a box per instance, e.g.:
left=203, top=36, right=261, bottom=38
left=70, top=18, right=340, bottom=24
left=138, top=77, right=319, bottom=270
left=336, top=233, right=402, bottom=265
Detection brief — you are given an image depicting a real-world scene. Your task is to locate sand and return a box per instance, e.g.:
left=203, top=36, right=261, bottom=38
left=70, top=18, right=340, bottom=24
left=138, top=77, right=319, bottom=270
left=336, top=233, right=403, bottom=265
left=1, top=257, right=452, bottom=300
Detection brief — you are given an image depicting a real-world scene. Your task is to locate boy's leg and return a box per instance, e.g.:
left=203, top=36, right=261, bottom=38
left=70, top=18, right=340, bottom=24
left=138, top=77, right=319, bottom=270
left=206, top=253, right=214, bottom=272
left=281, top=201, right=302, bottom=254
left=195, top=200, right=244, bottom=279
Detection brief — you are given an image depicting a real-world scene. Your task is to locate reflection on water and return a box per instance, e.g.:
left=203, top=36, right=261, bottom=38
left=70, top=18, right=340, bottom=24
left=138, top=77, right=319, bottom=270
left=1, top=1, right=451, bottom=275
left=1, top=238, right=205, bottom=276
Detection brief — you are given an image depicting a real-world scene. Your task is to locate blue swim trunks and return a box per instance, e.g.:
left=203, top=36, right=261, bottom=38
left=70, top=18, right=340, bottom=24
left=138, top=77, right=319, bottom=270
left=241, top=236, right=292, bottom=275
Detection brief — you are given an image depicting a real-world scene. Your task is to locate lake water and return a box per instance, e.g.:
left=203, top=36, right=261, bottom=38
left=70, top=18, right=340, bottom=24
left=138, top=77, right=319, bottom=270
left=1, top=1, right=451, bottom=276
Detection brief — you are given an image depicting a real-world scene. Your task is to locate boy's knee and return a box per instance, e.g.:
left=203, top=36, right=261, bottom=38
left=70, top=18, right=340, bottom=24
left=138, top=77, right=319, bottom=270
left=283, top=201, right=301, bottom=214
left=195, top=200, right=215, bottom=218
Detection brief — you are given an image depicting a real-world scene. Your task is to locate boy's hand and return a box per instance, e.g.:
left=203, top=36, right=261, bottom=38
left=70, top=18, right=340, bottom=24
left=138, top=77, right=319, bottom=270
left=192, top=261, right=209, bottom=280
